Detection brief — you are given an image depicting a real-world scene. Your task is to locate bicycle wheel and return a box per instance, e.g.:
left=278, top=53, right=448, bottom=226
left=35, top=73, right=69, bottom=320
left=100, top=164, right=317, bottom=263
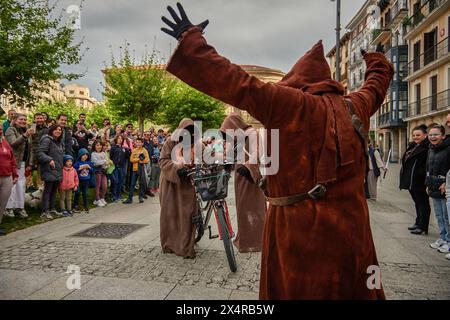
left=193, top=209, right=204, bottom=243
left=215, top=205, right=237, bottom=272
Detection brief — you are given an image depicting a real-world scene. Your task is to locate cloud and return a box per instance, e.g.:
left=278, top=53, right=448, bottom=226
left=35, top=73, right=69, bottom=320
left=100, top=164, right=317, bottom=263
left=58, top=0, right=366, bottom=101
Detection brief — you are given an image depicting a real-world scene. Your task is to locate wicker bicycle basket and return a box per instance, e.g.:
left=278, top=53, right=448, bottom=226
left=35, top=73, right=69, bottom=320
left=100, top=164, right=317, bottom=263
left=194, top=171, right=230, bottom=201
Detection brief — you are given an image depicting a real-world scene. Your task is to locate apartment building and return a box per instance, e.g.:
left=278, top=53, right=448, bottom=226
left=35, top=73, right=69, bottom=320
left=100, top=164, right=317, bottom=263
left=371, top=0, right=410, bottom=162
left=326, top=32, right=351, bottom=94
left=402, top=0, right=450, bottom=135
left=63, top=83, right=98, bottom=109
left=346, top=0, right=378, bottom=139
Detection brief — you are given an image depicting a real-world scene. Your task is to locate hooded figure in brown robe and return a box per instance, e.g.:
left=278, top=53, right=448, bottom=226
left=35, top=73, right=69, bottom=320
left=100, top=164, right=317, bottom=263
left=220, top=113, right=266, bottom=253
left=161, top=4, right=394, bottom=299
left=159, top=118, right=197, bottom=258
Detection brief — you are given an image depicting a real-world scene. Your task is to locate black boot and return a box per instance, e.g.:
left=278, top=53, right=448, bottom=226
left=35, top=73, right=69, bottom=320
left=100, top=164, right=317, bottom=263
left=408, top=224, right=419, bottom=231
left=411, top=228, right=428, bottom=235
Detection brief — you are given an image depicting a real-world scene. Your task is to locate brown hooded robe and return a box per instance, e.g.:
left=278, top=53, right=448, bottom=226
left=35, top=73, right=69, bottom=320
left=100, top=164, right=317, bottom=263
left=220, top=113, right=267, bottom=253
left=167, top=28, right=393, bottom=300
left=159, top=119, right=197, bottom=258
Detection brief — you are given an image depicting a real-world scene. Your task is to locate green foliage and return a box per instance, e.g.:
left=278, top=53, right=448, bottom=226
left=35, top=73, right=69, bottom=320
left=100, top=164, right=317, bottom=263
left=103, top=44, right=177, bottom=132
left=30, top=100, right=120, bottom=127
left=0, top=0, right=85, bottom=104
left=156, top=82, right=226, bottom=132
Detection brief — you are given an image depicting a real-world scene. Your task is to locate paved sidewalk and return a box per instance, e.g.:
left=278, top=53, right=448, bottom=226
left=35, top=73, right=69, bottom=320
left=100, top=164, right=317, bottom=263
left=0, top=166, right=449, bottom=300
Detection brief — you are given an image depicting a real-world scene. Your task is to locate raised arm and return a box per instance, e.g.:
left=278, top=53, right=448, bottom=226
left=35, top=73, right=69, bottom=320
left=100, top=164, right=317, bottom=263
left=162, top=4, right=304, bottom=128
left=348, top=52, right=394, bottom=121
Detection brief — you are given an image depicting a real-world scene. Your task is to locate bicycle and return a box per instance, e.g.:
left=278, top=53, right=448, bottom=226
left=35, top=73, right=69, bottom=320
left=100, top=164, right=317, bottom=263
left=186, top=163, right=237, bottom=273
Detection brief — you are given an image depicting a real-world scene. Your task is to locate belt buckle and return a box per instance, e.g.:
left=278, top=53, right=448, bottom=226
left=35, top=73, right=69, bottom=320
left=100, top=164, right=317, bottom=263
left=308, top=184, right=326, bottom=200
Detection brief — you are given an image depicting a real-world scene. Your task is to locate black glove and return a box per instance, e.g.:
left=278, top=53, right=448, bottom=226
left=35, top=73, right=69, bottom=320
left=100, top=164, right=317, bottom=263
left=224, top=163, right=234, bottom=171
left=139, top=153, right=145, bottom=161
left=376, top=43, right=384, bottom=53
left=237, top=166, right=254, bottom=184
left=361, top=43, right=384, bottom=57
left=161, top=2, right=209, bottom=40
left=177, top=168, right=188, bottom=180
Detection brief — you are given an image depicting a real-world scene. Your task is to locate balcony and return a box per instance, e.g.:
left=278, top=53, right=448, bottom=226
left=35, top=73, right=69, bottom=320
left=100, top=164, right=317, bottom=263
left=378, top=109, right=408, bottom=129
left=386, top=0, right=408, bottom=27
left=403, top=37, right=449, bottom=80
left=403, top=0, right=449, bottom=39
left=370, top=28, right=391, bottom=46
left=407, top=89, right=450, bottom=119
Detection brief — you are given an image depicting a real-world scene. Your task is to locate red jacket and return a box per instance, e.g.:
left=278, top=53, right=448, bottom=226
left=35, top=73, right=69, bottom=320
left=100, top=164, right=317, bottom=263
left=0, top=138, right=18, bottom=179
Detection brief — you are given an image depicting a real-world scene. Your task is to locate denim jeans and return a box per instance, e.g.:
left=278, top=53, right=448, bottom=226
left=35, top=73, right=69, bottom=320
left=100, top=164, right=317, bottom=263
left=74, top=180, right=89, bottom=209
left=446, top=170, right=450, bottom=229
left=432, top=197, right=450, bottom=242
left=128, top=171, right=144, bottom=201
left=111, top=166, right=126, bottom=201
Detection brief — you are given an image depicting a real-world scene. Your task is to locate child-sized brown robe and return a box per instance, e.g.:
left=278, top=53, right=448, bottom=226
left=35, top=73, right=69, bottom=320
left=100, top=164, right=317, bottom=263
left=220, top=113, right=266, bottom=253
left=167, top=27, right=393, bottom=299
left=159, top=118, right=197, bottom=258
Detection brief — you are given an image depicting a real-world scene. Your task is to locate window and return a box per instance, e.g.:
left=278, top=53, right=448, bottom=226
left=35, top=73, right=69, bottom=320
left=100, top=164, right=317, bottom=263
left=79, top=91, right=85, bottom=95
left=69, top=90, right=75, bottom=94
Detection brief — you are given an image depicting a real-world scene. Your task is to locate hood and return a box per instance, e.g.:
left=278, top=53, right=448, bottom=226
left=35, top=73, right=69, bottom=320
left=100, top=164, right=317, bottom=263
left=177, top=118, right=195, bottom=130
left=277, top=41, right=344, bottom=95
left=220, top=113, right=251, bottom=132
left=77, top=148, right=90, bottom=161
left=173, top=118, right=197, bottom=145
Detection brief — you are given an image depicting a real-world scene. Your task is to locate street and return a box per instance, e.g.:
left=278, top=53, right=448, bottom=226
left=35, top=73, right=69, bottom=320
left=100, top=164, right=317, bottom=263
left=0, top=164, right=449, bottom=300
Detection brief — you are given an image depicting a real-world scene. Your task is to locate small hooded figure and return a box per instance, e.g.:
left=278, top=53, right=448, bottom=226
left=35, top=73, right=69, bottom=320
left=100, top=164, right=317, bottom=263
left=220, top=113, right=266, bottom=253
left=162, top=4, right=394, bottom=300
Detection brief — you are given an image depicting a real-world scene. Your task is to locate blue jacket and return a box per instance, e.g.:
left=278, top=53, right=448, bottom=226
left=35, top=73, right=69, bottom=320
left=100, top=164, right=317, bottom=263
left=74, top=148, right=94, bottom=180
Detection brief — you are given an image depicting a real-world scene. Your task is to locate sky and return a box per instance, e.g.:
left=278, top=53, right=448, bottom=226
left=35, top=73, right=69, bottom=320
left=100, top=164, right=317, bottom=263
left=58, top=0, right=367, bottom=101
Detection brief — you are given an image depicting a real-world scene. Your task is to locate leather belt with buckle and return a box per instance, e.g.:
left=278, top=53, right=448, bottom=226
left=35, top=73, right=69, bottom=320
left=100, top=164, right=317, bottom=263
left=266, top=184, right=327, bottom=207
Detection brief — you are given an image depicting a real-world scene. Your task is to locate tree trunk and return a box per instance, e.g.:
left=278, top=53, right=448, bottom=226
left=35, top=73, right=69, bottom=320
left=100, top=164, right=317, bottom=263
left=138, top=115, right=144, bottom=134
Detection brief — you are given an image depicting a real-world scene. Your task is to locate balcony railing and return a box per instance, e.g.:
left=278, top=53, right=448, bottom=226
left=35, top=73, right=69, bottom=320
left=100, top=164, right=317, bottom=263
left=403, top=0, right=447, bottom=35
left=407, top=89, right=450, bottom=118
left=403, top=37, right=449, bottom=79
left=387, top=0, right=408, bottom=27
left=378, top=109, right=408, bottom=128
left=370, top=28, right=391, bottom=45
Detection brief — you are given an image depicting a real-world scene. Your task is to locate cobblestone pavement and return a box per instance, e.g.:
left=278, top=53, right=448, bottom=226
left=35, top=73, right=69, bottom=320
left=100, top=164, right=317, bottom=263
left=0, top=240, right=261, bottom=294
left=0, top=165, right=449, bottom=299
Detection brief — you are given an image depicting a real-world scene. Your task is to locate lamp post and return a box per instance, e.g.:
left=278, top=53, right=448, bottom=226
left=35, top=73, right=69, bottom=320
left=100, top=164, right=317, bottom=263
left=331, top=0, right=341, bottom=82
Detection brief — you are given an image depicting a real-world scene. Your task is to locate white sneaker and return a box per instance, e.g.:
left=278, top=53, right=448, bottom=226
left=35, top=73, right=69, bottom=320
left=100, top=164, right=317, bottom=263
left=430, top=239, right=447, bottom=249
left=17, top=209, right=28, bottom=218
left=40, top=212, right=54, bottom=220
left=101, top=199, right=107, bottom=206
left=437, top=243, right=450, bottom=253
left=93, top=200, right=99, bottom=206
left=445, top=253, right=450, bottom=260
left=4, top=209, right=15, bottom=218
left=96, top=200, right=105, bottom=207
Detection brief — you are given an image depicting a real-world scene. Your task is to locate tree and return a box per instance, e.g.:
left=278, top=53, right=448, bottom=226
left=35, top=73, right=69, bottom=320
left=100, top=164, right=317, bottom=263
left=156, top=82, right=226, bottom=132
left=0, top=0, right=84, bottom=104
left=103, top=44, right=177, bottom=132
left=30, top=100, right=120, bottom=128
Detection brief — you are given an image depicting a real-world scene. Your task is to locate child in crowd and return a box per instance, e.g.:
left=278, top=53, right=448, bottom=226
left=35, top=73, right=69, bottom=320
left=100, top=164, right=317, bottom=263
left=73, top=148, right=94, bottom=214
left=59, top=155, right=79, bottom=216
left=124, top=137, right=149, bottom=204
left=91, top=141, right=108, bottom=207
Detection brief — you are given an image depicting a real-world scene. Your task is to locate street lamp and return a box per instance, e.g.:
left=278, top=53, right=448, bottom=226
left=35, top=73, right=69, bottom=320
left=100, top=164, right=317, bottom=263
left=331, top=0, right=341, bottom=82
